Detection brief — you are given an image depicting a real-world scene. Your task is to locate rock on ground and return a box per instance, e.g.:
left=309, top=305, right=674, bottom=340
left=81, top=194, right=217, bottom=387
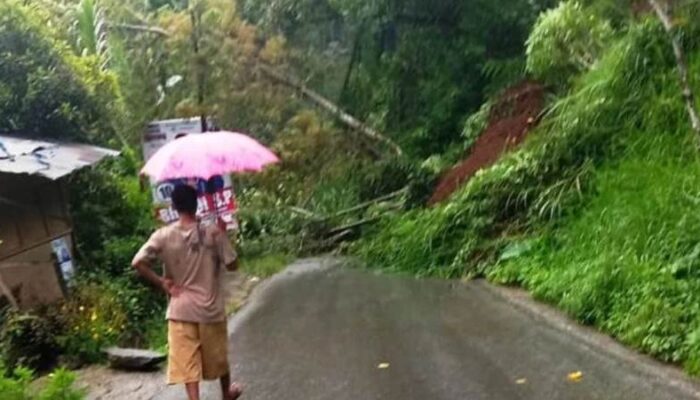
left=104, top=347, right=165, bottom=371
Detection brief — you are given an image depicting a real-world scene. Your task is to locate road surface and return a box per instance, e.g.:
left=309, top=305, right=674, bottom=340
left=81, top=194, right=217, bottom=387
left=156, top=258, right=700, bottom=400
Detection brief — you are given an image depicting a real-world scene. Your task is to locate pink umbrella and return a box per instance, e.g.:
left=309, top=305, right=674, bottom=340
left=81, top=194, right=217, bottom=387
left=141, top=131, right=279, bottom=181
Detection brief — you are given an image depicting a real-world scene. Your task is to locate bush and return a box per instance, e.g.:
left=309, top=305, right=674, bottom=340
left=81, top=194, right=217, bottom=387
left=56, top=283, right=129, bottom=365
left=0, top=365, right=32, bottom=400
left=0, top=312, right=62, bottom=372
left=68, top=157, right=155, bottom=277
left=526, top=1, right=615, bottom=86
left=0, top=365, right=84, bottom=400
left=1, top=274, right=167, bottom=369
left=35, top=368, right=85, bottom=400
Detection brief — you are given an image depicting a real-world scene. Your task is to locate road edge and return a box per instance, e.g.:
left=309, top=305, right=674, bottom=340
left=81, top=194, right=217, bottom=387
left=473, top=279, right=700, bottom=398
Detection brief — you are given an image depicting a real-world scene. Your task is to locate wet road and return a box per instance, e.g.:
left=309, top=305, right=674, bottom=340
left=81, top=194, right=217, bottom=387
left=157, top=258, right=700, bottom=400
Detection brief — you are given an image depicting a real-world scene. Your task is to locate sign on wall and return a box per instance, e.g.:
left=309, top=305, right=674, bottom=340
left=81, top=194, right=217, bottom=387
left=142, top=118, right=238, bottom=231
left=51, top=237, right=74, bottom=282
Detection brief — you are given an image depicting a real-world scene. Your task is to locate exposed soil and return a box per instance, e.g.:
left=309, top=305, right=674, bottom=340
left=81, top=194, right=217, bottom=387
left=428, top=81, right=545, bottom=205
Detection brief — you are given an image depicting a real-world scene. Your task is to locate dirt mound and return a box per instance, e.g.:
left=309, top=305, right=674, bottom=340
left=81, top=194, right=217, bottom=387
left=428, top=81, right=545, bottom=205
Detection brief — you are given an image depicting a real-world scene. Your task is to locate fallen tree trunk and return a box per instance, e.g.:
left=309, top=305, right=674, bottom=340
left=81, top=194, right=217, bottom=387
left=259, top=64, right=403, bottom=156
left=326, top=215, right=386, bottom=237
left=323, top=187, right=408, bottom=221
left=286, top=206, right=323, bottom=220
left=648, top=0, right=700, bottom=138
left=105, top=22, right=170, bottom=36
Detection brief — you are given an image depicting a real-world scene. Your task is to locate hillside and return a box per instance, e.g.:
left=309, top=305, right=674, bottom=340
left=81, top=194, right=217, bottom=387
left=354, top=2, right=700, bottom=374
left=429, top=81, right=544, bottom=205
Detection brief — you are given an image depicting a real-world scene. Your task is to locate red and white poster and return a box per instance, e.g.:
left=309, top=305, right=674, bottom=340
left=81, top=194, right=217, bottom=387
left=143, top=118, right=238, bottom=231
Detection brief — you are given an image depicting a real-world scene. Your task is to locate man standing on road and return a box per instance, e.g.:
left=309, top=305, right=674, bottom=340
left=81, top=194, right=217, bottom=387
left=132, top=184, right=243, bottom=400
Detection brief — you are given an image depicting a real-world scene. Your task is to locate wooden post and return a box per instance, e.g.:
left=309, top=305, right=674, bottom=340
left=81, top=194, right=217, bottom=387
left=0, top=273, right=19, bottom=310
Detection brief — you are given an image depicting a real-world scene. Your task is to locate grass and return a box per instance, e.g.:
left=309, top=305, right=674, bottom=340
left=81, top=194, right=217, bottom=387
left=488, top=132, right=700, bottom=366
left=240, top=253, right=294, bottom=278
left=353, top=19, right=700, bottom=374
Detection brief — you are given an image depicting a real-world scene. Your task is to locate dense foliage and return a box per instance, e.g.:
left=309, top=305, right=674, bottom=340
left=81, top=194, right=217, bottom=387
left=355, top=2, right=700, bottom=374
left=242, top=0, right=557, bottom=157
left=0, top=0, right=387, bottom=370
left=6, top=0, right=700, bottom=383
left=0, top=1, right=117, bottom=143
left=526, top=1, right=614, bottom=85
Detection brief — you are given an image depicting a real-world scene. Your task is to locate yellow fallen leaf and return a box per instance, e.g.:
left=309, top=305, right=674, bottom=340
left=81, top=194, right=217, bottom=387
left=515, top=378, right=527, bottom=385
left=377, top=362, right=390, bottom=369
left=567, top=371, right=583, bottom=382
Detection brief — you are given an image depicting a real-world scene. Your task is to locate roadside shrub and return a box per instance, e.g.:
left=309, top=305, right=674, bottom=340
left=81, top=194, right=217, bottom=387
left=57, top=282, right=129, bottom=364
left=0, top=364, right=32, bottom=400
left=68, top=157, right=154, bottom=277
left=0, top=365, right=84, bottom=400
left=0, top=277, right=166, bottom=370
left=35, top=368, right=85, bottom=400
left=0, top=312, right=61, bottom=372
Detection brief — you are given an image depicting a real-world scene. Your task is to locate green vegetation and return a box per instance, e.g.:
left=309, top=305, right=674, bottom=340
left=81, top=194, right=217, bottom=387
left=526, top=1, right=614, bottom=85
left=5, top=0, right=700, bottom=385
left=354, top=1, right=700, bottom=374
left=0, top=365, right=84, bottom=400
left=241, top=253, right=294, bottom=278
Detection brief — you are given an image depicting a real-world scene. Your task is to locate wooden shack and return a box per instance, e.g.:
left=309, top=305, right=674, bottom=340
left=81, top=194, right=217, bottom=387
left=0, top=134, right=118, bottom=309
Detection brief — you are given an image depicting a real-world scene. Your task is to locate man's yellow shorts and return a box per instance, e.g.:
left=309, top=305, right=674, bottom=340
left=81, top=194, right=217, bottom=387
left=167, top=320, right=230, bottom=384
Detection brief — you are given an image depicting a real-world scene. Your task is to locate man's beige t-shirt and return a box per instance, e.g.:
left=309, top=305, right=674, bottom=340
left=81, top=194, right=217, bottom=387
left=133, top=222, right=236, bottom=323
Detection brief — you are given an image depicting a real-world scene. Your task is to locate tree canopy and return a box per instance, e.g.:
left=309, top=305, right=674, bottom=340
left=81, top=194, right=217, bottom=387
left=0, top=1, right=117, bottom=143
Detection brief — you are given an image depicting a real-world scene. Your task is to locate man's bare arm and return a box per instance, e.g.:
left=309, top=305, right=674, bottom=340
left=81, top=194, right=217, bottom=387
left=133, top=261, right=180, bottom=296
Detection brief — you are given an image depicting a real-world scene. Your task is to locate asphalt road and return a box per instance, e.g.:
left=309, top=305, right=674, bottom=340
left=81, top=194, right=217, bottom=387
left=156, top=258, right=700, bottom=400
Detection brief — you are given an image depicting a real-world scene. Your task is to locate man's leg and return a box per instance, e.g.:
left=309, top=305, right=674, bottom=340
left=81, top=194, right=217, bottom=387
left=200, top=322, right=242, bottom=400
left=185, top=382, right=200, bottom=400
left=168, top=321, right=203, bottom=400
left=219, top=373, right=242, bottom=400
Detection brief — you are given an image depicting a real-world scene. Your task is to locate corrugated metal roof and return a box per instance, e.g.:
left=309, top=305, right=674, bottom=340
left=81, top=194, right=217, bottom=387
left=0, top=135, right=120, bottom=180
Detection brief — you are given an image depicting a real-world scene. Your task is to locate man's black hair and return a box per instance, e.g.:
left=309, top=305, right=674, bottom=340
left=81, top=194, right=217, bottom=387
left=171, top=184, right=198, bottom=216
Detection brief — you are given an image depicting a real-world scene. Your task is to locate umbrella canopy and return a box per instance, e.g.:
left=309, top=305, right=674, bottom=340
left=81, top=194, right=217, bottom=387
left=141, top=131, right=279, bottom=182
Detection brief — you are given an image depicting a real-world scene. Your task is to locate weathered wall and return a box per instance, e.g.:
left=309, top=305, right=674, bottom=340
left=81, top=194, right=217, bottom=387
left=0, top=173, right=71, bottom=259
left=0, top=259, right=64, bottom=307
left=0, top=173, right=72, bottom=307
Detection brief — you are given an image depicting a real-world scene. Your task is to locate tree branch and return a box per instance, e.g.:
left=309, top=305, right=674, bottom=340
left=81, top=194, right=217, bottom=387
left=105, top=22, right=170, bottom=36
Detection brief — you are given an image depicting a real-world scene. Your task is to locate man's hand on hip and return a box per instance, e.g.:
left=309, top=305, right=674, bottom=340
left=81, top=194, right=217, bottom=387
left=162, top=278, right=183, bottom=297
